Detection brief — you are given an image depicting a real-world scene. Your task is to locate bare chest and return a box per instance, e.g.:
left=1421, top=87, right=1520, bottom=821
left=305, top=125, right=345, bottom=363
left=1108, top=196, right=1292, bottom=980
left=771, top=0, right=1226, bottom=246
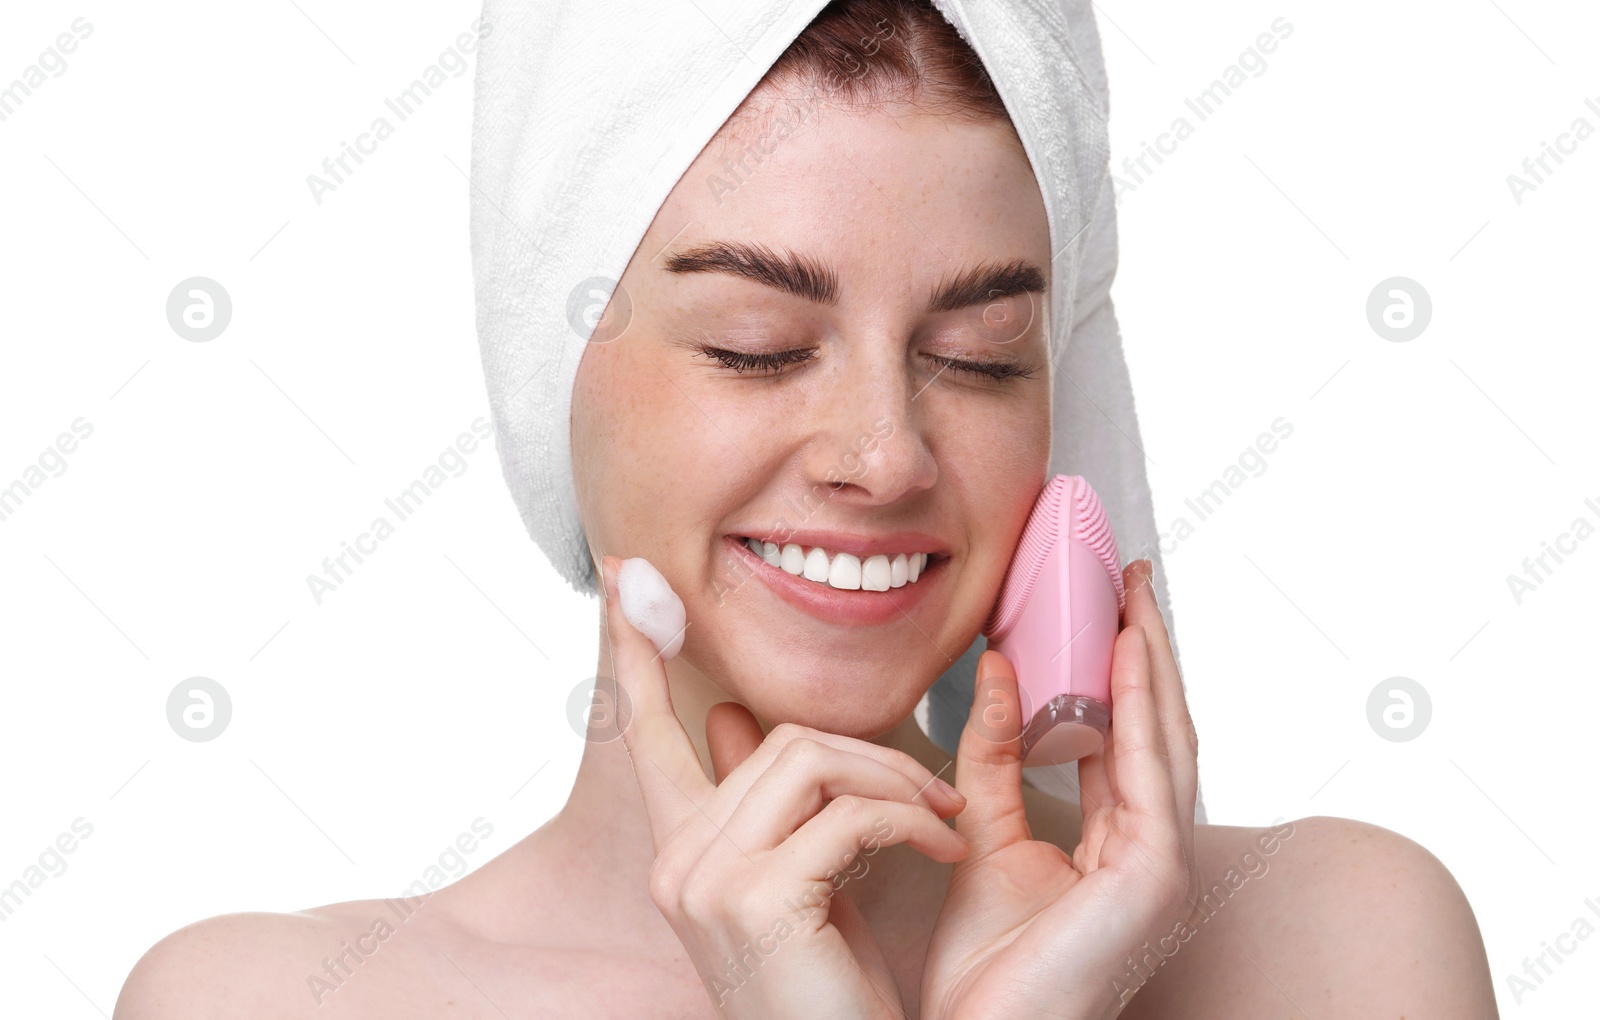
left=317, top=936, right=719, bottom=1019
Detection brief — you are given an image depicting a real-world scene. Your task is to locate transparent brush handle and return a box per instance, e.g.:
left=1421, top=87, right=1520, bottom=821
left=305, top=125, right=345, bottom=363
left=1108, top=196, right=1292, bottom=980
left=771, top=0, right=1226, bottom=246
left=1020, top=695, right=1109, bottom=767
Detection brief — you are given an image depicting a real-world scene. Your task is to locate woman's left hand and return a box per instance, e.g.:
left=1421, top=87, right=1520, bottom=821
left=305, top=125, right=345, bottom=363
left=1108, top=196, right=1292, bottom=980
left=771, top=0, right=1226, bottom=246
left=920, top=559, right=1201, bottom=1020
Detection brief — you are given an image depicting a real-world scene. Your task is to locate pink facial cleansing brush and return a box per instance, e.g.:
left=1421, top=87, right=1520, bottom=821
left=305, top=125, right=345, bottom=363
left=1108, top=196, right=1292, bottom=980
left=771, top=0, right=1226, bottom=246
left=981, top=475, right=1127, bottom=768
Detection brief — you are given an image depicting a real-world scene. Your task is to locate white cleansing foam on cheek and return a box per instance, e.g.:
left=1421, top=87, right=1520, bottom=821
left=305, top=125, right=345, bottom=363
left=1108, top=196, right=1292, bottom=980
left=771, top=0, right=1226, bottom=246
left=616, top=557, right=687, bottom=659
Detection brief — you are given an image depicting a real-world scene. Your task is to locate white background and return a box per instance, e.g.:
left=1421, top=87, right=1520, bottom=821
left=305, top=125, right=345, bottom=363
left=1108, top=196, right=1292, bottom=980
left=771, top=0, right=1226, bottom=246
left=1, top=0, right=1595, bottom=1015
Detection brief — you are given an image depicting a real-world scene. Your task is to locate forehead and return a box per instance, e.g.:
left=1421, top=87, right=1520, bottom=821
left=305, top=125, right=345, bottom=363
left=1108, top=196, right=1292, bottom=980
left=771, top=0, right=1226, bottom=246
left=649, top=99, right=1049, bottom=297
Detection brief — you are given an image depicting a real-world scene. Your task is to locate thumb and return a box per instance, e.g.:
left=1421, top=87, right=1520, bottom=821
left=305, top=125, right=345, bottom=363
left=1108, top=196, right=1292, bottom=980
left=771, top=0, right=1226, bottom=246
left=706, top=702, right=765, bottom=784
left=952, top=649, right=1032, bottom=854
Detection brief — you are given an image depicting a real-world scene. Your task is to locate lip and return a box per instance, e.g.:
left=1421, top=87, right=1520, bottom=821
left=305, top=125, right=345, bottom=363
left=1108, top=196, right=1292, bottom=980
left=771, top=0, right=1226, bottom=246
left=723, top=533, right=945, bottom=627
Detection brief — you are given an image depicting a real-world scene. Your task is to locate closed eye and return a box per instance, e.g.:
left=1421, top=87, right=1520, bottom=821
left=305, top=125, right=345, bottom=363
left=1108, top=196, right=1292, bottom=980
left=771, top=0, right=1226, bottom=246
left=695, top=346, right=818, bottom=374
left=694, top=345, right=1034, bottom=382
left=923, top=354, right=1036, bottom=382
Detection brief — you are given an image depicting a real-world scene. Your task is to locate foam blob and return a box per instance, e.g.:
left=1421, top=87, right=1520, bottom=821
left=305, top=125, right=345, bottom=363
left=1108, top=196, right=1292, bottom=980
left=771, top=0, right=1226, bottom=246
left=616, top=557, right=686, bottom=659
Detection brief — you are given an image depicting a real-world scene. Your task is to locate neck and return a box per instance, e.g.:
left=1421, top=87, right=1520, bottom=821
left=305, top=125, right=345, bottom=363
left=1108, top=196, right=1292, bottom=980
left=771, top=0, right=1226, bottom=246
left=487, top=608, right=961, bottom=947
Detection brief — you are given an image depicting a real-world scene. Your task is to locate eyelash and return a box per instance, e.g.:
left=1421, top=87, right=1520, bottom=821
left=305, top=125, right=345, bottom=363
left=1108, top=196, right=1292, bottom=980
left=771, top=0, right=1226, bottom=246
left=697, top=346, right=817, bottom=374
left=695, top=346, right=1034, bottom=382
left=926, top=354, right=1036, bottom=382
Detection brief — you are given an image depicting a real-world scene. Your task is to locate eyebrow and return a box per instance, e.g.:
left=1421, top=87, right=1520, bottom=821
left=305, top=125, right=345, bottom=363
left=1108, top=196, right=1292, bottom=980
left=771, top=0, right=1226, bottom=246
left=661, top=240, right=1046, bottom=312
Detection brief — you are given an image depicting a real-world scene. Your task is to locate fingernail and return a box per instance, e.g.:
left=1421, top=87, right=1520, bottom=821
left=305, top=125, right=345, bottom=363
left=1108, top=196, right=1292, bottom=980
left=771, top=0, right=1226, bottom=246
left=616, top=556, right=687, bottom=659
left=933, top=776, right=964, bottom=803
left=975, top=649, right=1008, bottom=692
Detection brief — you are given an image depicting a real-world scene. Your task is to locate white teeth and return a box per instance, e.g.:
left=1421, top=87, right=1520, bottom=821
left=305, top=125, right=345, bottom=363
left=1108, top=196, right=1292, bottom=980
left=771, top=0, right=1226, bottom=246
left=803, top=546, right=831, bottom=582
left=743, top=537, right=934, bottom=591
left=828, top=552, right=862, bottom=589
left=781, top=543, right=805, bottom=574
left=862, top=555, right=891, bottom=591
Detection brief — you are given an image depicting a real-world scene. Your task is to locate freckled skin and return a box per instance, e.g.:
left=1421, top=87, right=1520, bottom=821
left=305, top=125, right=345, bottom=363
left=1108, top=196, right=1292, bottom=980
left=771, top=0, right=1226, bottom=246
left=570, top=95, right=1054, bottom=744
left=112, top=96, right=1499, bottom=1020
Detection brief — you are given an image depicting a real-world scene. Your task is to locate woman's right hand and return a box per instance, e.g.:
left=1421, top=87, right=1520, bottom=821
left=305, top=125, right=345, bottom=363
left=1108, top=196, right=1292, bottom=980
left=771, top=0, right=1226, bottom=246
left=599, top=554, right=971, bottom=1018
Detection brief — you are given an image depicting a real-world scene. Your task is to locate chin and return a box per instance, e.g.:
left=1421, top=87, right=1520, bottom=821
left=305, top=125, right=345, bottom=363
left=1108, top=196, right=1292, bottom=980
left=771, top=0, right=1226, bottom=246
left=709, top=653, right=932, bottom=740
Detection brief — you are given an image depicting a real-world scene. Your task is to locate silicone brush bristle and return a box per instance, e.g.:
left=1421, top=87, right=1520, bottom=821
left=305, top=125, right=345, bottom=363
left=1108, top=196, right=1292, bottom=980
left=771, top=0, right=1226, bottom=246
left=1071, top=475, right=1126, bottom=613
left=983, top=475, right=1126, bottom=638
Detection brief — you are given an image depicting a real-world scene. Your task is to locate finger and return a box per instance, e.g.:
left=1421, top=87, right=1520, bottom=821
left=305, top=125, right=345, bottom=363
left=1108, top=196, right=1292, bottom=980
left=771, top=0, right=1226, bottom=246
left=951, top=649, right=1032, bottom=855
left=707, top=702, right=765, bottom=785
left=1077, top=738, right=1113, bottom=822
left=1121, top=559, right=1198, bottom=821
left=1103, top=623, right=1179, bottom=823
left=774, top=797, right=971, bottom=891
left=599, top=554, right=715, bottom=850
left=716, top=739, right=962, bottom=853
left=705, top=723, right=966, bottom=818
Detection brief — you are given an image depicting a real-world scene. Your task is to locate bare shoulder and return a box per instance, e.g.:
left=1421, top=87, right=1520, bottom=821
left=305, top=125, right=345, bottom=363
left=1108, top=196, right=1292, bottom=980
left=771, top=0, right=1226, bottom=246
left=112, top=888, right=713, bottom=1019
left=1119, top=815, right=1498, bottom=1019
left=113, top=898, right=446, bottom=1019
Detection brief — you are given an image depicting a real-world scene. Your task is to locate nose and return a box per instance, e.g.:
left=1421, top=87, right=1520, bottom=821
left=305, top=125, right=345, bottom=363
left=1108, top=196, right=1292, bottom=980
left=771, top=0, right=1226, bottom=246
left=801, top=342, right=938, bottom=506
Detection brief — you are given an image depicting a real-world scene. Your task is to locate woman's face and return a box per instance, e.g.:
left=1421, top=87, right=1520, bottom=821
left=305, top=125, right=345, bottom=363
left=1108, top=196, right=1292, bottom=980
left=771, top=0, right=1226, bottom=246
left=572, top=97, right=1053, bottom=739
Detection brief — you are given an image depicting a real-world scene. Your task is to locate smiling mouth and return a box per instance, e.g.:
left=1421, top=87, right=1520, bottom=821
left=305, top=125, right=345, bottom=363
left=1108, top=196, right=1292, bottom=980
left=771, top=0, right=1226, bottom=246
left=735, top=536, right=939, bottom=591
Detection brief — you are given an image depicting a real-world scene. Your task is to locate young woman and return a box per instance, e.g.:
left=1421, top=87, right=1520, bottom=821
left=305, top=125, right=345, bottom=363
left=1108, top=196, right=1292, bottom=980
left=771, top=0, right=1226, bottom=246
left=116, top=2, right=1498, bottom=1016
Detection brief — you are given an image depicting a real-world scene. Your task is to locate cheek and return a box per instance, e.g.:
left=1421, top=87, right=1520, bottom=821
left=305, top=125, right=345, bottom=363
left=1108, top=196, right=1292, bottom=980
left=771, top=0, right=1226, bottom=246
left=934, top=392, right=1050, bottom=575
left=935, top=387, right=1050, bottom=487
left=573, top=340, right=755, bottom=548
left=572, top=347, right=666, bottom=551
